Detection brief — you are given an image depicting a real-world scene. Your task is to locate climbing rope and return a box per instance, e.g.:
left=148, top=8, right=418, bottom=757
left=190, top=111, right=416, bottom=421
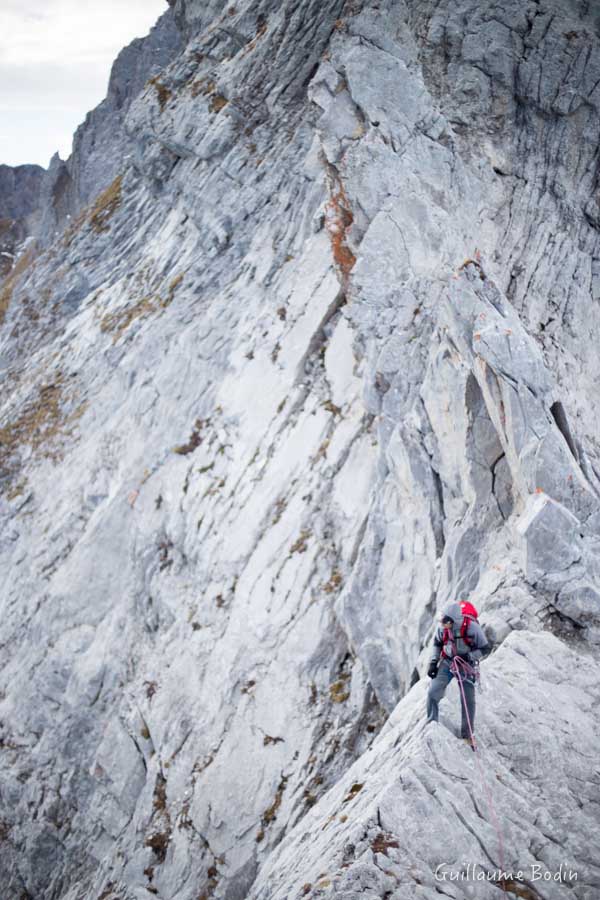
left=450, top=655, right=507, bottom=885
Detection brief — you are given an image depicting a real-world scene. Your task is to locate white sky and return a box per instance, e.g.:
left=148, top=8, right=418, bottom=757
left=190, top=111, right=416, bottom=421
left=0, top=0, right=168, bottom=168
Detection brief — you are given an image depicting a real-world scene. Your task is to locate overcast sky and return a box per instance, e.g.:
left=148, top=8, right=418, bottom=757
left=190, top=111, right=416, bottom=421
left=0, top=0, right=168, bottom=169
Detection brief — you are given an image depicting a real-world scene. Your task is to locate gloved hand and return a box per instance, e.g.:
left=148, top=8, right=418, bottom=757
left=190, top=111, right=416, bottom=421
left=427, top=661, right=438, bottom=679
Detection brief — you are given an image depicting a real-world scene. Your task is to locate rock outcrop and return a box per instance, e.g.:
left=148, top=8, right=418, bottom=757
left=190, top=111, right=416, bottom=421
left=0, top=164, right=45, bottom=277
left=37, top=6, right=183, bottom=244
left=1, top=1, right=599, bottom=899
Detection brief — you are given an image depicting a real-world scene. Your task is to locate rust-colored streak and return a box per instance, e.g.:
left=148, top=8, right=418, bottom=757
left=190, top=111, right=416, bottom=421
left=325, top=182, right=356, bottom=280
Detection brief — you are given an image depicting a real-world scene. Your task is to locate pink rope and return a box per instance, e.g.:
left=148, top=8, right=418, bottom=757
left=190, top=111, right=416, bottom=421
left=450, top=654, right=506, bottom=879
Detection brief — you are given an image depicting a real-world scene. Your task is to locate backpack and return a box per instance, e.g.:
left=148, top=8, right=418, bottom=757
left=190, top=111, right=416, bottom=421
left=459, top=600, right=479, bottom=646
left=441, top=600, right=479, bottom=658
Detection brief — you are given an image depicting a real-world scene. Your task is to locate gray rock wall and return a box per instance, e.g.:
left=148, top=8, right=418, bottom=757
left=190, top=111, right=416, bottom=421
left=0, top=164, right=45, bottom=221
left=1, top=1, right=599, bottom=898
left=37, top=7, right=183, bottom=244
left=0, top=164, right=45, bottom=276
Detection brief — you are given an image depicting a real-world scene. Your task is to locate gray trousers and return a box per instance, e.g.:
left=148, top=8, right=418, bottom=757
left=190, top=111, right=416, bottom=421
left=426, top=658, right=476, bottom=739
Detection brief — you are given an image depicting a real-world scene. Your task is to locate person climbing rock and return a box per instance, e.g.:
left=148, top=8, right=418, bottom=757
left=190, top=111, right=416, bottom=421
left=426, top=601, right=490, bottom=748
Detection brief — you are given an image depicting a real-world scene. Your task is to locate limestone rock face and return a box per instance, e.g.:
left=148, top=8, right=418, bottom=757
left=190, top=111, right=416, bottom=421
left=0, top=164, right=45, bottom=276
left=37, top=7, right=184, bottom=243
left=1, top=1, right=600, bottom=899
left=0, top=164, right=45, bottom=221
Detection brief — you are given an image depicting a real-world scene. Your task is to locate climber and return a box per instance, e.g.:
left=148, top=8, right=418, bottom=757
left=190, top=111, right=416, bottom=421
left=426, top=601, right=490, bottom=748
